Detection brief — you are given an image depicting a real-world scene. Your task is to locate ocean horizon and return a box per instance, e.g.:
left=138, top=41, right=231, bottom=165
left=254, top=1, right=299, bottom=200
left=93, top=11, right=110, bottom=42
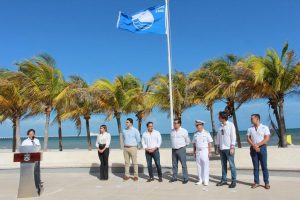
left=1, top=128, right=299, bottom=150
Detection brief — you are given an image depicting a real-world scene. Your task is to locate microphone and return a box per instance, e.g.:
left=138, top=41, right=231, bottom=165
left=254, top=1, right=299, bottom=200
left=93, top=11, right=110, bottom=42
left=31, top=136, right=35, bottom=145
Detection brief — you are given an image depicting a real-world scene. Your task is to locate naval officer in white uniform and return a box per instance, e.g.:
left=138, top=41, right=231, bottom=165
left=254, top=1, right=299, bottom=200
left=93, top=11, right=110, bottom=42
left=192, top=120, right=213, bottom=186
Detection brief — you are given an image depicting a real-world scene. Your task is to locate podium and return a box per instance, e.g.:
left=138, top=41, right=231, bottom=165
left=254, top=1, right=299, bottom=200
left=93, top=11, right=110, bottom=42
left=14, top=146, right=43, bottom=198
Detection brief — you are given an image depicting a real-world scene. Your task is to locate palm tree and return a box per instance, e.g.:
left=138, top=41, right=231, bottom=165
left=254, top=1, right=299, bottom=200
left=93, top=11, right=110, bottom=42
left=57, top=75, right=96, bottom=151
left=17, top=53, right=67, bottom=151
left=51, top=101, right=66, bottom=151
left=124, top=84, right=155, bottom=134
left=149, top=71, right=193, bottom=122
left=189, top=66, right=220, bottom=153
left=92, top=74, right=142, bottom=148
left=203, top=55, right=247, bottom=148
left=0, top=70, right=33, bottom=152
left=245, top=43, right=299, bottom=147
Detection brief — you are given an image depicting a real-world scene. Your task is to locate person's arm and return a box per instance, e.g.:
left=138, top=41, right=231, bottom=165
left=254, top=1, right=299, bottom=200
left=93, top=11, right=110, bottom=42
left=215, top=129, right=220, bottom=152
left=207, top=132, right=213, bottom=157
left=192, top=135, right=196, bottom=156
left=136, top=129, right=141, bottom=144
left=208, top=142, right=212, bottom=158
left=105, top=133, right=111, bottom=148
left=230, top=124, right=236, bottom=154
left=35, top=139, right=41, bottom=151
left=141, top=133, right=147, bottom=150
left=193, top=143, right=196, bottom=158
left=246, top=129, right=255, bottom=147
left=184, top=130, right=191, bottom=146
left=157, top=132, right=162, bottom=149
left=247, top=135, right=256, bottom=147
left=95, top=135, right=100, bottom=148
left=230, top=123, right=236, bottom=148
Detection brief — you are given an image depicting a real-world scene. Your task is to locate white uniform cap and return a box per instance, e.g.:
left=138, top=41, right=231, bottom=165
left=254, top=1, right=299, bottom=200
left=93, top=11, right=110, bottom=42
left=195, top=120, right=205, bottom=125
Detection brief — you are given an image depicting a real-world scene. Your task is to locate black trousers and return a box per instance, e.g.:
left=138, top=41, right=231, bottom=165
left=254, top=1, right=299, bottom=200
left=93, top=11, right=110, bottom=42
left=98, top=148, right=109, bottom=180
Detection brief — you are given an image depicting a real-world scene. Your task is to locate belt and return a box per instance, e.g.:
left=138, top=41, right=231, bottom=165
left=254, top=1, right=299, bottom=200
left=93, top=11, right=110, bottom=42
left=196, top=147, right=208, bottom=151
left=124, top=145, right=137, bottom=148
left=172, top=147, right=185, bottom=150
left=98, top=144, right=106, bottom=150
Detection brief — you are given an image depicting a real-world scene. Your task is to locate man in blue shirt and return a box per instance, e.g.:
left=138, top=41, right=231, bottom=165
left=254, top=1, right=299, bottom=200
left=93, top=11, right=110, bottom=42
left=123, top=118, right=141, bottom=181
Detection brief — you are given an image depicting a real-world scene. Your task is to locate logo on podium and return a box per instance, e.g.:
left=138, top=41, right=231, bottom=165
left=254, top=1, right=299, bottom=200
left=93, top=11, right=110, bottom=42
left=24, top=153, right=31, bottom=162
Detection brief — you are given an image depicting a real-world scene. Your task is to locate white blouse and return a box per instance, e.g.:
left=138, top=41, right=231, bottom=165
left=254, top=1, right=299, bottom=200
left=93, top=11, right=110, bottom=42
left=95, top=132, right=111, bottom=148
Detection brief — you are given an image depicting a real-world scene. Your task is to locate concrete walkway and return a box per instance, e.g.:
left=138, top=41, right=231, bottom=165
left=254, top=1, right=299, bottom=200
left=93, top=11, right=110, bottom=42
left=0, top=168, right=299, bottom=200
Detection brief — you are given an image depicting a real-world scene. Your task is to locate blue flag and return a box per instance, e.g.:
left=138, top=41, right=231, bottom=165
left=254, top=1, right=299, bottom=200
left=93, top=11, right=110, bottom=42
left=117, top=5, right=166, bottom=34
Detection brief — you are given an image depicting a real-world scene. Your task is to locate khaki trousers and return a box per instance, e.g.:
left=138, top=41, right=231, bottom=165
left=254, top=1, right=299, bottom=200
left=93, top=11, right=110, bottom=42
left=123, top=147, right=138, bottom=177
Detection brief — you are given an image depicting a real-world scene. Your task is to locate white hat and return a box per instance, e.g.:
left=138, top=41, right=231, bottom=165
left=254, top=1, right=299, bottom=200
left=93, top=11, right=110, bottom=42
left=195, top=120, right=205, bottom=125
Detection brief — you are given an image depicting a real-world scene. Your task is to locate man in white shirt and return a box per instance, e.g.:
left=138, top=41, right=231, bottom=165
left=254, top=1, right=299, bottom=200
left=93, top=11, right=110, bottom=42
left=192, top=120, right=213, bottom=186
left=216, top=111, right=237, bottom=188
left=142, top=122, right=163, bottom=182
left=170, top=118, right=190, bottom=184
left=21, top=129, right=42, bottom=194
left=247, top=114, right=270, bottom=190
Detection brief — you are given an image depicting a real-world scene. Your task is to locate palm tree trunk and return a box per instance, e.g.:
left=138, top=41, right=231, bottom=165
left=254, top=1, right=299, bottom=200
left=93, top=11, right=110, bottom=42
left=44, top=106, right=52, bottom=151
left=115, top=112, right=123, bottom=149
left=138, top=117, right=142, bottom=136
left=278, top=98, right=287, bottom=147
left=12, top=118, right=17, bottom=152
left=208, top=104, right=218, bottom=154
left=272, top=105, right=284, bottom=147
left=175, top=112, right=182, bottom=122
left=232, top=105, right=242, bottom=148
left=16, top=116, right=21, bottom=149
left=58, top=117, right=63, bottom=151
left=85, top=116, right=92, bottom=151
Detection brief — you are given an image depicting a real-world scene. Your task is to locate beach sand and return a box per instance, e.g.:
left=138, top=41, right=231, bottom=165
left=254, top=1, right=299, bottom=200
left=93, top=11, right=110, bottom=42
left=1, top=146, right=300, bottom=171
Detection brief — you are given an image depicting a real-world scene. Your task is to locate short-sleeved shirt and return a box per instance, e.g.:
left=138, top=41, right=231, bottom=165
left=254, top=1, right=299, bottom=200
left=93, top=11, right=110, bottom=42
left=192, top=130, right=213, bottom=150
left=247, top=124, right=270, bottom=144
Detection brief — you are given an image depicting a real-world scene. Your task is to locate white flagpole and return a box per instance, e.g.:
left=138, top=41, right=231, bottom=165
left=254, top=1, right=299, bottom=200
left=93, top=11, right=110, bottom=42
left=165, top=0, right=174, bottom=129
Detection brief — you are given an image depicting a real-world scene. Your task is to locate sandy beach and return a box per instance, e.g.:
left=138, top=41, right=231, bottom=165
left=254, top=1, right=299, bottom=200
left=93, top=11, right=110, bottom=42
left=1, top=146, right=300, bottom=171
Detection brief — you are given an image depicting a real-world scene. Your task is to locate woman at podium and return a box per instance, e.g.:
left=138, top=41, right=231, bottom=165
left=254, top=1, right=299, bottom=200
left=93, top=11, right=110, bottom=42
left=21, top=129, right=43, bottom=194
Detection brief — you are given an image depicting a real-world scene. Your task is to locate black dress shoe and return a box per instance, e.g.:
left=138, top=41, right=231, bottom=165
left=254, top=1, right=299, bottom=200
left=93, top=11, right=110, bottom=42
left=216, top=181, right=227, bottom=186
left=229, top=182, right=236, bottom=188
left=182, top=180, right=189, bottom=184
left=147, top=178, right=154, bottom=182
left=169, top=178, right=177, bottom=183
left=158, top=177, right=163, bottom=182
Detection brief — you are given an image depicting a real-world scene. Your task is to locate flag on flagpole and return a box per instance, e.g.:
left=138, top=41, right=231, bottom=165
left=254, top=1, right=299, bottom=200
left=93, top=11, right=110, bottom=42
left=117, top=4, right=166, bottom=34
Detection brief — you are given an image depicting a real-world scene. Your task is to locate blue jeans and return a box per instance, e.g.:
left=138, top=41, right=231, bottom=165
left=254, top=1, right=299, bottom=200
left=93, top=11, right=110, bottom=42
left=250, top=145, right=269, bottom=184
left=145, top=149, right=162, bottom=178
left=172, top=147, right=188, bottom=180
left=220, top=149, right=237, bottom=183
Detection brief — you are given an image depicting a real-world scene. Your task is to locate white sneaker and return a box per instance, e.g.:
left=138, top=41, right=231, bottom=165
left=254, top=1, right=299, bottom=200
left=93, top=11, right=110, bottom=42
left=195, top=181, right=202, bottom=185
left=203, top=182, right=209, bottom=186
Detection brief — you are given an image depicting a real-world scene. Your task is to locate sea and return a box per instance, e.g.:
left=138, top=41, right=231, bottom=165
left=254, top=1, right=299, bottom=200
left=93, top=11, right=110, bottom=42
left=1, top=129, right=299, bottom=150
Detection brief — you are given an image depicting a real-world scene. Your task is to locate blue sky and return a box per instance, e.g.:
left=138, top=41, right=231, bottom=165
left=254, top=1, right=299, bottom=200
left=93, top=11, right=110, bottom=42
left=1, top=0, right=300, bottom=137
